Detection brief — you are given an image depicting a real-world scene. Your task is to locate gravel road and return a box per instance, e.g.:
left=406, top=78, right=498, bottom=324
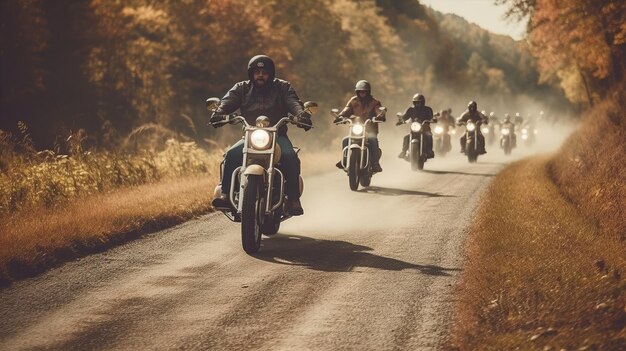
left=0, top=149, right=509, bottom=350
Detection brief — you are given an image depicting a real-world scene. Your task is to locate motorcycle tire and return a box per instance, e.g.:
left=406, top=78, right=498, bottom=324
left=261, top=211, right=281, bottom=235
left=348, top=149, right=360, bottom=191
left=410, top=143, right=420, bottom=171
left=241, top=175, right=263, bottom=254
left=360, top=175, right=371, bottom=187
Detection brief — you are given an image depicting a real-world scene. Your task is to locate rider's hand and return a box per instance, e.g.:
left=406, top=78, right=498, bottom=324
left=297, top=111, right=312, bottom=131
left=333, top=116, right=344, bottom=124
left=209, top=112, right=228, bottom=128
left=377, top=114, right=386, bottom=122
left=395, top=120, right=403, bottom=126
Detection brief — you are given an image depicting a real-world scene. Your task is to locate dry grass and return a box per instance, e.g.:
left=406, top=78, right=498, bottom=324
left=549, top=86, right=626, bottom=240
left=0, top=175, right=217, bottom=284
left=0, top=138, right=218, bottom=214
left=453, top=156, right=626, bottom=350
left=0, top=143, right=334, bottom=285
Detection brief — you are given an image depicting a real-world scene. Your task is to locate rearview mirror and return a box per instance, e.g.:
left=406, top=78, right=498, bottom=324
left=396, top=112, right=403, bottom=118
left=304, top=101, right=318, bottom=115
left=331, top=108, right=339, bottom=116
left=379, top=106, right=387, bottom=112
left=206, top=97, right=220, bottom=112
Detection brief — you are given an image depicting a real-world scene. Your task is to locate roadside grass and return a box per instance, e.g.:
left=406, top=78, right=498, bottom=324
left=453, top=155, right=626, bottom=350
left=0, top=176, right=217, bottom=284
left=549, top=86, right=626, bottom=240
left=0, top=147, right=335, bottom=285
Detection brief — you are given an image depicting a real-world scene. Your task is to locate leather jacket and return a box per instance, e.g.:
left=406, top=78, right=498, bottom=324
left=339, top=95, right=383, bottom=134
left=215, top=78, right=305, bottom=135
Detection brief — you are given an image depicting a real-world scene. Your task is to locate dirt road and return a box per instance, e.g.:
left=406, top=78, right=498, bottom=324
left=0, top=150, right=510, bottom=350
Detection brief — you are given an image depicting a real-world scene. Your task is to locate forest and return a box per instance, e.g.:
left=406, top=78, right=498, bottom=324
left=1, top=0, right=580, bottom=151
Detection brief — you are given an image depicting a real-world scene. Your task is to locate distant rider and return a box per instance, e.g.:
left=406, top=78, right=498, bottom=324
left=335, top=80, right=386, bottom=172
left=457, top=100, right=488, bottom=154
left=396, top=93, right=435, bottom=159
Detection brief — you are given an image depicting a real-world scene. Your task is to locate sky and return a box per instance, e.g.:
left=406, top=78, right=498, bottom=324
left=419, top=0, right=528, bottom=40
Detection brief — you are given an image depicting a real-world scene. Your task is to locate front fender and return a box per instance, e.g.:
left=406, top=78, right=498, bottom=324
left=243, top=164, right=266, bottom=176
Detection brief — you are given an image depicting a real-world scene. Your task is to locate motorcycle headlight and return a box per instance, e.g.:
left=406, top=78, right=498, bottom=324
left=351, top=123, right=364, bottom=135
left=449, top=129, right=456, bottom=135
left=250, top=129, right=271, bottom=150
left=534, top=129, right=538, bottom=135
left=466, top=122, right=476, bottom=132
left=434, top=125, right=444, bottom=134
left=481, top=126, right=489, bottom=134
left=522, top=134, right=528, bottom=140
left=521, top=128, right=528, bottom=134
left=410, top=122, right=422, bottom=132
left=501, top=128, right=510, bottom=135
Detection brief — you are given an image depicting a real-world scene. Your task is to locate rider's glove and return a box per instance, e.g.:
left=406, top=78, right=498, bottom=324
left=377, top=114, right=386, bottom=122
left=209, top=112, right=228, bottom=128
left=395, top=120, right=403, bottom=126
left=297, top=111, right=312, bottom=131
left=333, top=116, right=344, bottom=124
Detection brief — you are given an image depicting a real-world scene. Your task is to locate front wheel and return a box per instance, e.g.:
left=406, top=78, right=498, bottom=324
left=241, top=175, right=263, bottom=254
left=360, top=175, right=371, bottom=187
left=410, top=143, right=420, bottom=170
left=348, top=149, right=360, bottom=191
left=260, top=211, right=281, bottom=235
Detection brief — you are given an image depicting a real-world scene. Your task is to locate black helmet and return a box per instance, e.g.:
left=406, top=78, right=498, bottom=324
left=354, top=80, right=371, bottom=94
left=247, top=55, right=275, bottom=82
left=468, top=100, right=477, bottom=112
left=412, top=93, right=425, bottom=103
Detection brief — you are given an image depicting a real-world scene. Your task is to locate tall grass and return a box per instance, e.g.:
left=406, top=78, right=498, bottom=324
left=0, top=126, right=220, bottom=215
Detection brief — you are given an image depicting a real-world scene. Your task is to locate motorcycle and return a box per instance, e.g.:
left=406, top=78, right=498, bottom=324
left=396, top=112, right=439, bottom=170
left=433, top=121, right=453, bottom=158
left=459, top=120, right=486, bottom=163
left=520, top=123, right=537, bottom=147
left=207, top=97, right=317, bottom=254
left=500, top=123, right=515, bottom=155
left=332, top=107, right=386, bottom=191
left=484, top=123, right=496, bottom=146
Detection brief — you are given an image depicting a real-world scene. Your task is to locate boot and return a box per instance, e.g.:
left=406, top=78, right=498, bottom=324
left=371, top=163, right=383, bottom=173
left=285, top=198, right=304, bottom=216
left=212, top=195, right=232, bottom=210
left=398, top=150, right=407, bottom=159
left=335, top=161, right=343, bottom=169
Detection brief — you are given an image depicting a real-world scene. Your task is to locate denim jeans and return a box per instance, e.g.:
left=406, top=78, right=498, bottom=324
left=341, top=132, right=380, bottom=164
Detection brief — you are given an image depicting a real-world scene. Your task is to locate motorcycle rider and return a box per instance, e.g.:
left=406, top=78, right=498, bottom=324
left=335, top=80, right=386, bottom=172
left=439, top=108, right=456, bottom=129
left=500, top=113, right=517, bottom=147
left=209, top=55, right=312, bottom=216
left=457, top=100, right=488, bottom=154
left=514, top=112, right=524, bottom=126
left=396, top=93, right=435, bottom=159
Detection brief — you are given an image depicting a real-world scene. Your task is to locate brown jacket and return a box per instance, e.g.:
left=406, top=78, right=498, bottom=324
left=339, top=95, right=383, bottom=133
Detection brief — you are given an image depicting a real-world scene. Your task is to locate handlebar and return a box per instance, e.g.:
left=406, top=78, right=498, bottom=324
left=333, top=115, right=385, bottom=126
left=210, top=111, right=312, bottom=130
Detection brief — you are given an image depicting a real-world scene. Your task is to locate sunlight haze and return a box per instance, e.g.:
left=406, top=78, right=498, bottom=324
left=420, top=0, right=527, bottom=40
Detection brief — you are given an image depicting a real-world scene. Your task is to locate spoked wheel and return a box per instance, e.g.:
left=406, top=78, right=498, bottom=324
left=241, top=175, right=263, bottom=254
left=348, top=149, right=360, bottom=191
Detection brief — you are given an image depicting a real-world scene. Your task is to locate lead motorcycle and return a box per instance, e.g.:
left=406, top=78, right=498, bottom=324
left=459, top=120, right=486, bottom=163
left=332, top=107, right=386, bottom=191
left=207, top=97, right=317, bottom=254
left=396, top=112, right=439, bottom=170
